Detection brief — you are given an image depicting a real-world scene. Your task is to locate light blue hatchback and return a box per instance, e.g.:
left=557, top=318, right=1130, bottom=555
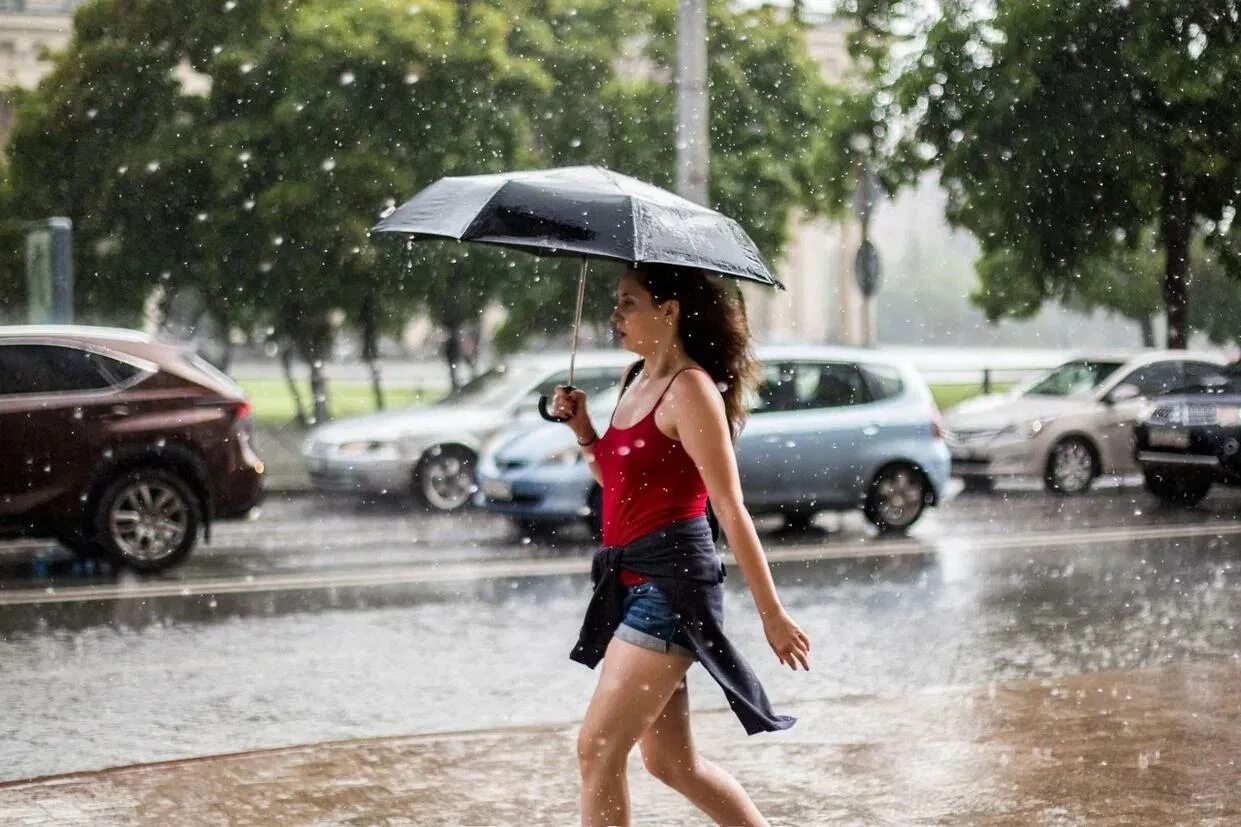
left=476, top=345, right=951, bottom=534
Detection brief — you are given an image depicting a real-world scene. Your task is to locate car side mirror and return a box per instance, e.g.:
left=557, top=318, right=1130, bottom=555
left=1107, top=383, right=1141, bottom=404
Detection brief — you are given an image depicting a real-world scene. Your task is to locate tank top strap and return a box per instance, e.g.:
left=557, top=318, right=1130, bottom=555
left=652, top=366, right=708, bottom=413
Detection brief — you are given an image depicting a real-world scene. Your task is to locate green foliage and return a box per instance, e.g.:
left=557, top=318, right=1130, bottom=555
left=6, top=0, right=840, bottom=367
left=836, top=0, right=1241, bottom=347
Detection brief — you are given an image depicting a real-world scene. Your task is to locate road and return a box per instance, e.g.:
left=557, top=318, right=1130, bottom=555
left=2, top=485, right=1238, bottom=783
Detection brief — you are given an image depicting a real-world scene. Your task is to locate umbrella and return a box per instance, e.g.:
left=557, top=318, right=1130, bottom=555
left=372, top=165, right=783, bottom=420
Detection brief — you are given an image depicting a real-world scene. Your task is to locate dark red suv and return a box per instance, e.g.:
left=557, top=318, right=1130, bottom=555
left=0, top=326, right=264, bottom=571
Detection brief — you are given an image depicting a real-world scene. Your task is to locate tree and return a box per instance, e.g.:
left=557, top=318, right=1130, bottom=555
left=837, top=0, right=1241, bottom=348
left=487, top=0, right=843, bottom=352
left=7, top=0, right=546, bottom=420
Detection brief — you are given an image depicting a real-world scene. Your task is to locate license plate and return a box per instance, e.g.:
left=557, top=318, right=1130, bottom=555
left=482, top=479, right=513, bottom=501
left=1148, top=428, right=1189, bottom=449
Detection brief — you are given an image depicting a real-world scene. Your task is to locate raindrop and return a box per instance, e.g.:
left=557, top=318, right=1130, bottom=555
left=569, top=137, right=582, bottom=148
left=240, top=62, right=255, bottom=75
left=321, top=157, right=337, bottom=172
left=339, top=71, right=356, bottom=86
left=273, top=235, right=284, bottom=246
left=86, top=108, right=98, bottom=119
left=243, top=199, right=256, bottom=210
left=223, top=0, right=237, bottom=10
left=238, top=151, right=252, bottom=163
left=196, top=212, right=209, bottom=222
left=146, top=161, right=161, bottom=173
left=404, top=72, right=421, bottom=85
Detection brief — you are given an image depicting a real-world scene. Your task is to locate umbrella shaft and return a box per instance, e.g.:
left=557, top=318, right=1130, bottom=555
left=569, top=259, right=587, bottom=386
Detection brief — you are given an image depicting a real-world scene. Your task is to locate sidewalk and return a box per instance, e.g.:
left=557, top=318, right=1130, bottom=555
left=3, top=664, right=1238, bottom=825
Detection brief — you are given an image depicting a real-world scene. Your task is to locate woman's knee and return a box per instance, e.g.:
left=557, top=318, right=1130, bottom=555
left=640, top=743, right=699, bottom=789
left=577, top=726, right=630, bottom=776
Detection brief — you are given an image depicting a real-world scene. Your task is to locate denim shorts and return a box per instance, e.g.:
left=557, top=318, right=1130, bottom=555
left=615, top=581, right=695, bottom=660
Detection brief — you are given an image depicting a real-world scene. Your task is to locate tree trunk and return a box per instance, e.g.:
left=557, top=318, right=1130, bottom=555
left=360, top=293, right=385, bottom=410
left=292, top=316, right=333, bottom=424
left=1160, top=162, right=1192, bottom=350
left=443, top=323, right=462, bottom=391
left=1138, top=315, right=1155, bottom=348
left=279, top=345, right=307, bottom=427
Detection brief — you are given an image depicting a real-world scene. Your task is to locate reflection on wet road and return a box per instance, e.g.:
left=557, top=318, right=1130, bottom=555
left=1, top=487, right=1238, bottom=781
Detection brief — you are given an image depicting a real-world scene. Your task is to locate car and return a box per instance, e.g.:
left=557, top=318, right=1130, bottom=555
left=1134, top=361, right=1241, bottom=507
left=475, top=345, right=951, bottom=535
left=944, top=351, right=1226, bottom=494
left=301, top=350, right=635, bottom=510
left=0, top=325, right=265, bottom=572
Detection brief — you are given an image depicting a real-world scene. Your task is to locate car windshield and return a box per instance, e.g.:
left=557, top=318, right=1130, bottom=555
left=1024, top=360, right=1125, bottom=397
left=435, top=365, right=537, bottom=408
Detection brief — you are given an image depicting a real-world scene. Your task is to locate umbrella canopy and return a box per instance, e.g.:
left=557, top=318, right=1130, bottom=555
left=371, top=165, right=783, bottom=289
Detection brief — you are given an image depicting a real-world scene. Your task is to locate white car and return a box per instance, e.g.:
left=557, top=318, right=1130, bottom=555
left=945, top=351, right=1226, bottom=494
left=301, top=350, right=633, bottom=510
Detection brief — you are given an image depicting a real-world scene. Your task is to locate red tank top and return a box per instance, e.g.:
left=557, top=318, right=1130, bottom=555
left=593, top=366, right=710, bottom=552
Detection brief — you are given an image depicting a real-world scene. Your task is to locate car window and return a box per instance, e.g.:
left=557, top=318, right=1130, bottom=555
left=791, top=362, right=869, bottom=410
left=1026, top=360, right=1125, bottom=396
left=860, top=363, right=904, bottom=401
left=1182, top=361, right=1224, bottom=387
left=531, top=368, right=619, bottom=400
left=1117, top=362, right=1184, bottom=397
left=0, top=343, right=117, bottom=395
left=749, top=362, right=792, bottom=414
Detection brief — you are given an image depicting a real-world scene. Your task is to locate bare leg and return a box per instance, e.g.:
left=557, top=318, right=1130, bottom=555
left=638, top=681, right=769, bottom=827
left=578, top=638, right=694, bottom=827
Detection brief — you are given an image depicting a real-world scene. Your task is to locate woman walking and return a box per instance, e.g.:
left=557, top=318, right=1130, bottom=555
left=551, top=264, right=810, bottom=827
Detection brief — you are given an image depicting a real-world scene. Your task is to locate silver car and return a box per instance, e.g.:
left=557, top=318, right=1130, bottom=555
left=944, top=351, right=1226, bottom=494
left=477, top=345, right=952, bottom=533
left=301, top=350, right=633, bottom=510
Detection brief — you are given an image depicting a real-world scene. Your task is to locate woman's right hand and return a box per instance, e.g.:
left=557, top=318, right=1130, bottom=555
left=551, top=385, right=593, bottom=438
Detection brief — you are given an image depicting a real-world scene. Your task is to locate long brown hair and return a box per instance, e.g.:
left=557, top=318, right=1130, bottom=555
left=634, top=264, right=761, bottom=438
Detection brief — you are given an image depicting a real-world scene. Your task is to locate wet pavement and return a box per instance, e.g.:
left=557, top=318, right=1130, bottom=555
left=1, top=485, right=1239, bottom=821
left=1, top=663, right=1237, bottom=825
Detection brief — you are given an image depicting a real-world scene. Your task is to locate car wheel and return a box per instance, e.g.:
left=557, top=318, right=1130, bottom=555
left=94, top=468, right=201, bottom=573
left=413, top=446, right=477, bottom=512
left=1044, top=437, right=1097, bottom=495
left=864, top=464, right=928, bottom=532
left=1143, top=469, right=1211, bottom=507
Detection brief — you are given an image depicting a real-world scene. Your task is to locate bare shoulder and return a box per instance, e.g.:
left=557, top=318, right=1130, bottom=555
left=666, top=367, right=725, bottom=417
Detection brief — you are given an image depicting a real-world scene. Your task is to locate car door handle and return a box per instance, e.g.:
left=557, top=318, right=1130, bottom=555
left=862, top=424, right=880, bottom=437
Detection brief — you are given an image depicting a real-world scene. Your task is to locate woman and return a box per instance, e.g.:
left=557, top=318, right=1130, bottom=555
left=551, top=264, right=810, bottom=827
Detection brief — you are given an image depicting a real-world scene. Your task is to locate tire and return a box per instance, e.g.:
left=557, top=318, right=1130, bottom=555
left=412, top=445, right=477, bottom=512
left=864, top=464, right=928, bottom=532
left=1143, top=468, right=1211, bottom=507
left=1044, top=437, right=1098, bottom=495
left=93, top=468, right=201, bottom=573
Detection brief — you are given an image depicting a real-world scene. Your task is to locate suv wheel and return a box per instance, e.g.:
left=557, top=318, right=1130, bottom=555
left=1044, top=437, right=1097, bottom=495
left=94, top=468, right=201, bottom=572
left=864, top=464, right=928, bottom=532
left=1143, top=469, right=1211, bottom=507
left=413, top=446, right=476, bottom=512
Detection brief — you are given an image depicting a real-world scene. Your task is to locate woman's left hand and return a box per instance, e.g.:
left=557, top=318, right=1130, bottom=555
left=763, top=611, right=811, bottom=671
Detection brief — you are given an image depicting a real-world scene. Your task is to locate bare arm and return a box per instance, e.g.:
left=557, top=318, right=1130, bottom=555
left=669, top=371, right=810, bottom=670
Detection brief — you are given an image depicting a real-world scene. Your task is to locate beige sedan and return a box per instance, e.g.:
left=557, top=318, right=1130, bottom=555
left=944, top=351, right=1226, bottom=494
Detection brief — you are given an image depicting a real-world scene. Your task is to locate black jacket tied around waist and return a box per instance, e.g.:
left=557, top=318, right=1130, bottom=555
left=570, top=516, right=796, bottom=735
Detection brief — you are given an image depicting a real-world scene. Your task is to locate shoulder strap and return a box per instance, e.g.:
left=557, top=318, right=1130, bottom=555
left=620, top=360, right=644, bottom=396
left=653, top=365, right=707, bottom=409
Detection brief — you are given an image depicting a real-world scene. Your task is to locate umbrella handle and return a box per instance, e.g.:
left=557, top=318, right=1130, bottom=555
left=538, top=385, right=576, bottom=423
